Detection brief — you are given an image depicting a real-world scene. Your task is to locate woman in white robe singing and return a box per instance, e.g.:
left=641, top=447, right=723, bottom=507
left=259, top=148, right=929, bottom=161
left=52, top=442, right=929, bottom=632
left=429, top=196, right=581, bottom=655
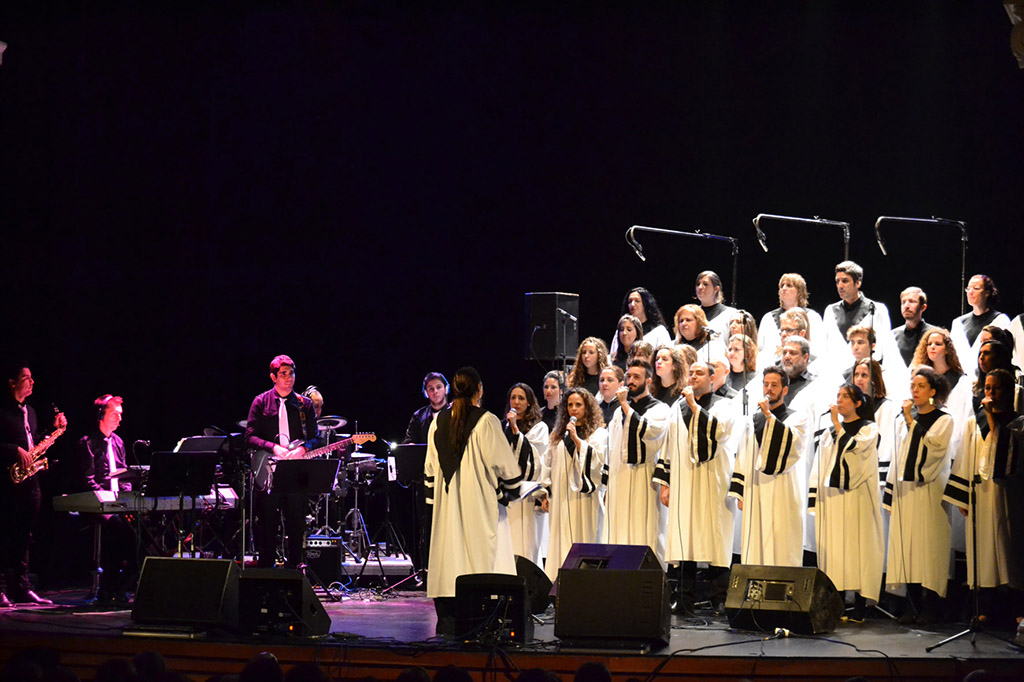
left=425, top=367, right=523, bottom=634
left=541, top=387, right=607, bottom=582
left=809, top=382, right=884, bottom=623
left=502, top=383, right=550, bottom=568
left=883, top=366, right=954, bottom=624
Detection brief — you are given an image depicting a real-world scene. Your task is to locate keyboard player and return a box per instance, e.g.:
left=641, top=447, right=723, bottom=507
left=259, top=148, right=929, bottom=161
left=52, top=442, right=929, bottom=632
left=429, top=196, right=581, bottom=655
left=74, top=394, right=137, bottom=603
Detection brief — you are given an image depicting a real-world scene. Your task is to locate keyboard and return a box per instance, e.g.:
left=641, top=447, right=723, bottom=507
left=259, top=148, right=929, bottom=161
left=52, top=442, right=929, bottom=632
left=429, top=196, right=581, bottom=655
left=53, top=487, right=238, bottom=514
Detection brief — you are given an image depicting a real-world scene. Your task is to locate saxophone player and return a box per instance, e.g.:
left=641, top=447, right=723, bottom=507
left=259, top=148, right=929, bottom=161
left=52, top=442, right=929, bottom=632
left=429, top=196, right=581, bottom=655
left=0, top=364, right=67, bottom=606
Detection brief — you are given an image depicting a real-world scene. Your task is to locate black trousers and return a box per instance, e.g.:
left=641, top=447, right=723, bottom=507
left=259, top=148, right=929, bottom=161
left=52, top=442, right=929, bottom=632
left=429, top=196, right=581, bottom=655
left=97, top=513, right=139, bottom=594
left=254, top=489, right=307, bottom=569
left=0, top=477, right=41, bottom=595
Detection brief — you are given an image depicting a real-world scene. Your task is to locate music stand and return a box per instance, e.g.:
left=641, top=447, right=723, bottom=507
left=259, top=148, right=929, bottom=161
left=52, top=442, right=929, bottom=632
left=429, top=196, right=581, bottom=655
left=144, top=452, right=220, bottom=557
left=272, top=459, right=343, bottom=598
left=390, top=444, right=426, bottom=482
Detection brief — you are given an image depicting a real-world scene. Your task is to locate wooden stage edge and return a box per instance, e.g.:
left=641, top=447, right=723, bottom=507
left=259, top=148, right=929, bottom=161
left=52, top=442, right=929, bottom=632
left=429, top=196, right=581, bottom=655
left=2, top=590, right=1023, bottom=682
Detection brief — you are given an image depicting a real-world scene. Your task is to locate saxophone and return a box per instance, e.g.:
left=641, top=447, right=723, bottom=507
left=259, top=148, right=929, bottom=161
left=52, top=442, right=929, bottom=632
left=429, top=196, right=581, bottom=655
left=8, top=424, right=66, bottom=484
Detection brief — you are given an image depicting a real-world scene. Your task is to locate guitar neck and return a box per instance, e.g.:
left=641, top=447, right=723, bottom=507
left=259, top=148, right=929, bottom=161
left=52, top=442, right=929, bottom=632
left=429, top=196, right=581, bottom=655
left=305, top=436, right=363, bottom=459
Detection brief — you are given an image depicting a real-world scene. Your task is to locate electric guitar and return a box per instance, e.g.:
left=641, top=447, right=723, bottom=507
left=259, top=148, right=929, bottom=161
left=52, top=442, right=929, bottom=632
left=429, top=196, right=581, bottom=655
left=251, top=432, right=376, bottom=492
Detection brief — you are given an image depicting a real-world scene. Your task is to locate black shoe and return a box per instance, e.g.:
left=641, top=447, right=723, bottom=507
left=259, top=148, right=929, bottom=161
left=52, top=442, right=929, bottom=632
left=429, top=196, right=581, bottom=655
left=13, top=590, right=53, bottom=605
left=0, top=593, right=11, bottom=608
left=711, top=600, right=727, bottom=617
left=896, top=610, right=917, bottom=625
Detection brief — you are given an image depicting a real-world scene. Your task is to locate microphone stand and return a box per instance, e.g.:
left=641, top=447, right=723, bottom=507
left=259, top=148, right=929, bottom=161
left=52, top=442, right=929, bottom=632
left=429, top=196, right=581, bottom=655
left=626, top=225, right=740, bottom=305
left=752, top=213, right=851, bottom=261
left=874, top=216, right=968, bottom=317
left=556, top=307, right=578, bottom=376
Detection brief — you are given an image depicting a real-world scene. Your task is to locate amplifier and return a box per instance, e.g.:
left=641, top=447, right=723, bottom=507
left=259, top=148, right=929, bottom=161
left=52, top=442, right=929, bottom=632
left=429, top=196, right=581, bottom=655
left=304, top=535, right=342, bottom=585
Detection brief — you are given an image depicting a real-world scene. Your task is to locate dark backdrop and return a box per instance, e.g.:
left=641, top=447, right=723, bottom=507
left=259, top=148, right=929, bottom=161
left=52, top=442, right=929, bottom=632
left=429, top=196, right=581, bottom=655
left=2, top=2, right=1022, bottom=455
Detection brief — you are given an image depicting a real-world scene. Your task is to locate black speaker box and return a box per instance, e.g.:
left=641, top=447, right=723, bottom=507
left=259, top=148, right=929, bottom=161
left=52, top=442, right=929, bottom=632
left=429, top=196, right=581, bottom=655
left=131, top=558, right=239, bottom=631
left=553, top=544, right=669, bottom=650
left=515, top=554, right=553, bottom=614
left=725, top=564, right=844, bottom=634
left=238, top=568, right=331, bottom=637
left=524, top=292, right=580, bottom=361
left=454, top=573, right=533, bottom=643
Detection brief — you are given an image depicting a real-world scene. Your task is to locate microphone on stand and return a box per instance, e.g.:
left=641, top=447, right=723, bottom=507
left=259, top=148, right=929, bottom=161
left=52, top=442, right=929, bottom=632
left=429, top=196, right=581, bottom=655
left=626, top=227, right=646, bottom=262
left=873, top=217, right=887, bottom=256
left=556, top=307, right=578, bottom=325
left=702, top=325, right=721, bottom=338
left=753, top=215, right=769, bottom=253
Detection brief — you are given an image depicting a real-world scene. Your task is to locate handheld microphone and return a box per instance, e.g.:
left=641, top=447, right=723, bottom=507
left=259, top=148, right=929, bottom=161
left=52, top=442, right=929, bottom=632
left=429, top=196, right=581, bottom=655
left=569, top=416, right=577, bottom=424
left=509, top=408, right=517, bottom=415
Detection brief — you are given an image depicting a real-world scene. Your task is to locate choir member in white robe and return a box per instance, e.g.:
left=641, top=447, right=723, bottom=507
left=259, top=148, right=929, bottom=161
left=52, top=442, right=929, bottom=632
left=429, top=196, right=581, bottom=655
left=602, top=360, right=671, bottom=558
left=654, top=360, right=738, bottom=613
left=674, top=304, right=729, bottom=388
left=821, top=261, right=897, bottom=368
left=651, top=345, right=687, bottom=408
left=541, top=388, right=607, bottom=582
left=729, top=366, right=808, bottom=567
left=609, top=287, right=672, bottom=358
left=951, top=275, right=1011, bottom=380
left=424, top=368, right=522, bottom=633
left=883, top=367, right=955, bottom=624
left=757, top=273, right=825, bottom=359
left=1010, top=313, right=1024, bottom=371
left=502, top=383, right=550, bottom=568
left=852, top=359, right=900, bottom=493
left=695, top=270, right=739, bottom=339
left=809, top=383, right=884, bottom=620
left=943, top=370, right=1024, bottom=606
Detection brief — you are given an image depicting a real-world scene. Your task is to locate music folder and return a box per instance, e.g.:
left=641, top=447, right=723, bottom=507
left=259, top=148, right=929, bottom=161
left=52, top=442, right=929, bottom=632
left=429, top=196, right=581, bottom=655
left=272, top=459, right=340, bottom=496
left=389, top=444, right=426, bottom=482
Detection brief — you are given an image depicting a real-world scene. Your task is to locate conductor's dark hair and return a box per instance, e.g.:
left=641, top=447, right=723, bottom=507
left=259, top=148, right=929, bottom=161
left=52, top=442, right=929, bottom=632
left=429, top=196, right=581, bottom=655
left=620, top=287, right=667, bottom=329
left=550, top=387, right=604, bottom=447
left=269, top=355, right=295, bottom=375
left=970, top=274, right=1000, bottom=308
left=835, top=260, right=864, bottom=283
left=695, top=270, right=725, bottom=303
left=449, top=367, right=482, bottom=454
left=763, top=365, right=790, bottom=387
left=94, top=394, right=124, bottom=423
left=505, top=382, right=542, bottom=433
left=911, top=365, right=950, bottom=407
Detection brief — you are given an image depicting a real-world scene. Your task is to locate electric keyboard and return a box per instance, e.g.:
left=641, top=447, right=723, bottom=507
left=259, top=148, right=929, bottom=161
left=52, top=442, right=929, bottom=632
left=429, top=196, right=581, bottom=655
left=52, top=487, right=238, bottom=514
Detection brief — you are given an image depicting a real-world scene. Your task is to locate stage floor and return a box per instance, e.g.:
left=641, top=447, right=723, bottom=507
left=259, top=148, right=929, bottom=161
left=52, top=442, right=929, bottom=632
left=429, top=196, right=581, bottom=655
left=2, top=586, right=1023, bottom=681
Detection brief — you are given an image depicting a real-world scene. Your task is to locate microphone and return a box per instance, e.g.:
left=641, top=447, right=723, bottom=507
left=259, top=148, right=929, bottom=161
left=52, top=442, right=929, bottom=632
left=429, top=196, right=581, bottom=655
left=509, top=408, right=517, bottom=415
left=569, top=416, right=577, bottom=425
left=626, top=227, right=646, bottom=262
left=556, top=307, right=578, bottom=323
left=702, top=325, right=721, bottom=338
left=753, top=215, right=769, bottom=253
left=873, top=216, right=887, bottom=256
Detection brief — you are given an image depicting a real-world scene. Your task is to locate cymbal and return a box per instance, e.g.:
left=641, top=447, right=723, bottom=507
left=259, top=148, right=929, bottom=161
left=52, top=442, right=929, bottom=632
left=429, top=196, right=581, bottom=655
left=237, top=419, right=248, bottom=429
left=317, top=415, right=347, bottom=430
left=349, top=452, right=374, bottom=460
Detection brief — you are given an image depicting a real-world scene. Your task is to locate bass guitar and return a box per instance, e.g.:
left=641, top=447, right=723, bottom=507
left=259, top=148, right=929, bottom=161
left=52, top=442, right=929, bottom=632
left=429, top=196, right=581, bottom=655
left=251, top=432, right=376, bottom=492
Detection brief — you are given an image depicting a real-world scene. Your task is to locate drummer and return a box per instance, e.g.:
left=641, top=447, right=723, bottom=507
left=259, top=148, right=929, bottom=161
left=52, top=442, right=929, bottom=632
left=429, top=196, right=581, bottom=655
left=402, top=372, right=449, bottom=444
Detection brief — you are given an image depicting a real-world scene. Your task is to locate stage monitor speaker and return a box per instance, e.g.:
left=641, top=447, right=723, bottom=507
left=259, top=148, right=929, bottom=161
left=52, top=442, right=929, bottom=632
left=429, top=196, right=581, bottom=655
left=553, top=543, right=669, bottom=650
left=131, top=558, right=239, bottom=632
left=515, top=554, right=553, bottom=614
left=304, top=535, right=343, bottom=586
left=454, top=573, right=533, bottom=643
left=238, top=568, right=331, bottom=637
left=524, top=292, right=579, bottom=361
left=725, top=564, right=844, bottom=634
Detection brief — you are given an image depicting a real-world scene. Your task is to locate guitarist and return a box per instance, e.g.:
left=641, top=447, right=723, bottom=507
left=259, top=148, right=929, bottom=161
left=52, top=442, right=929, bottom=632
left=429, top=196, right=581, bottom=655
left=0, top=364, right=67, bottom=606
left=244, top=355, right=319, bottom=569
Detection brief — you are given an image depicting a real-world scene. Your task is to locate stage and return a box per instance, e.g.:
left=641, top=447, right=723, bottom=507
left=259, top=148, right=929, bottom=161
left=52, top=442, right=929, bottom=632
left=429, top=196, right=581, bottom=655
left=2, top=585, right=1022, bottom=682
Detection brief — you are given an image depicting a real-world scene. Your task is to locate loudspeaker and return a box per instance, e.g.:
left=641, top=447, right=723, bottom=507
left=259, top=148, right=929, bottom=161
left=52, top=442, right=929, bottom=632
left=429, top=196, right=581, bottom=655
left=515, top=554, right=553, bottom=614
left=725, top=565, right=844, bottom=634
left=454, top=573, right=533, bottom=643
left=553, top=544, right=670, bottom=650
left=304, top=535, right=343, bottom=586
left=131, top=558, right=239, bottom=631
left=238, top=568, right=331, bottom=637
left=524, top=292, right=580, bottom=361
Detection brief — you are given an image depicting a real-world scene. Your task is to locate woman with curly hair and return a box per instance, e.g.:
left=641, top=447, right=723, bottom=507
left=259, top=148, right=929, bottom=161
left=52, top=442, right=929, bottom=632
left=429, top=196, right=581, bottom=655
left=609, top=287, right=671, bottom=357
left=502, top=383, right=550, bottom=567
left=542, top=387, right=607, bottom=581
left=567, top=337, right=609, bottom=397
left=651, top=345, right=688, bottom=406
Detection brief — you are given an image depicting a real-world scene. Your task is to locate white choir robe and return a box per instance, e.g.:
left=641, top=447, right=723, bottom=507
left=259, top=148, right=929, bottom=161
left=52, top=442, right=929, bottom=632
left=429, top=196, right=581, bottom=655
left=543, top=427, right=608, bottom=583
left=602, top=397, right=671, bottom=558
left=943, top=412, right=1024, bottom=589
left=704, top=304, right=739, bottom=339
left=784, top=376, right=830, bottom=555
left=1011, top=314, right=1024, bottom=371
left=821, top=298, right=897, bottom=369
left=809, top=420, right=884, bottom=603
left=505, top=421, right=550, bottom=567
left=729, top=405, right=808, bottom=567
left=883, top=411, right=954, bottom=597
left=872, top=398, right=899, bottom=573
left=424, top=412, right=522, bottom=599
left=655, top=394, right=738, bottom=568
left=950, top=312, right=1011, bottom=382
